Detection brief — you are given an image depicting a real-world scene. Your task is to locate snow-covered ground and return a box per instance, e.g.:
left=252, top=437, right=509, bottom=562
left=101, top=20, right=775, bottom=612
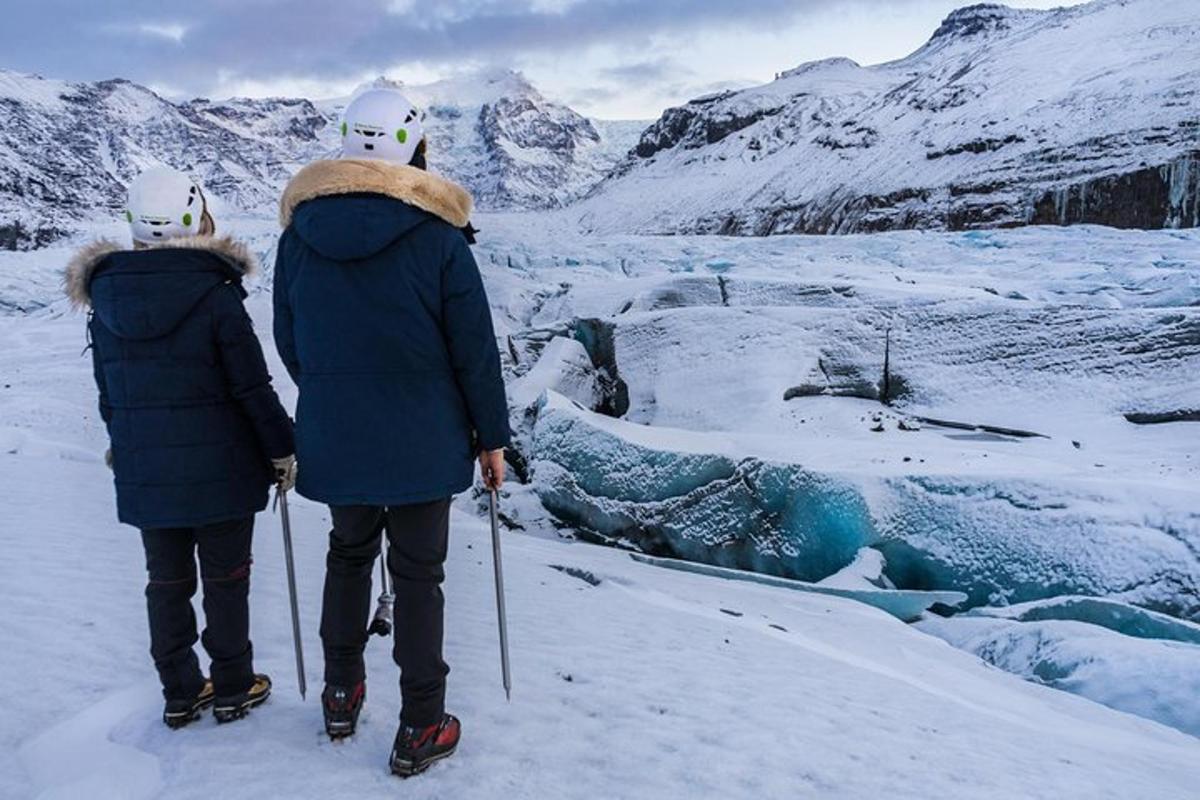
left=2, top=217, right=1199, bottom=797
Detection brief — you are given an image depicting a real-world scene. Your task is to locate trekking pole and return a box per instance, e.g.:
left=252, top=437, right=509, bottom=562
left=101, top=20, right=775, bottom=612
left=489, top=488, right=512, bottom=701
left=275, top=486, right=307, bottom=700
left=368, top=546, right=394, bottom=637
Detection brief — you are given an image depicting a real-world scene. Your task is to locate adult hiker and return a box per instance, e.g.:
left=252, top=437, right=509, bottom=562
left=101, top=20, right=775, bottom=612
left=67, top=167, right=296, bottom=728
left=274, top=88, right=510, bottom=777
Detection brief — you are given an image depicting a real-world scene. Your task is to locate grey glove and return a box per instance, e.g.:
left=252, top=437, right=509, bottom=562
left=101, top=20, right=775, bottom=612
left=104, top=448, right=113, bottom=470
left=272, top=454, right=297, bottom=493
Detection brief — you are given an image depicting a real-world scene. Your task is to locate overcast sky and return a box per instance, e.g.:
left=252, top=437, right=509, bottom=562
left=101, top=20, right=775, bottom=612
left=2, top=0, right=1075, bottom=119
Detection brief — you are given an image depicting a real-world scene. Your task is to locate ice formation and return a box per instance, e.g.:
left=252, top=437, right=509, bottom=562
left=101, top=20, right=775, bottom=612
left=529, top=392, right=1200, bottom=618
left=917, top=614, right=1200, bottom=737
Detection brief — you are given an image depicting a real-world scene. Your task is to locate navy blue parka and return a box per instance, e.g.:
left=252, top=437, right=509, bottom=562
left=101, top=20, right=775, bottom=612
left=68, top=236, right=295, bottom=529
left=273, top=159, right=510, bottom=506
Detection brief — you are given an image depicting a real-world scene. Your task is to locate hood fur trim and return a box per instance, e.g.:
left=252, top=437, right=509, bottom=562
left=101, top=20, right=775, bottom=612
left=279, top=159, right=473, bottom=229
left=63, top=234, right=257, bottom=308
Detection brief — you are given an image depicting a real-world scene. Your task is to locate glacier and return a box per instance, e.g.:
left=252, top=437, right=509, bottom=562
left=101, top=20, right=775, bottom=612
left=479, top=217, right=1200, bottom=740
left=2, top=187, right=1198, bottom=762
left=491, top=222, right=1200, bottom=625
left=529, top=391, right=1200, bottom=619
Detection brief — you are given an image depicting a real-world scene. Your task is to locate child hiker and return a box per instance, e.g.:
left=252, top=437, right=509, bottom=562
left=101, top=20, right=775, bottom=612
left=66, top=167, right=297, bottom=728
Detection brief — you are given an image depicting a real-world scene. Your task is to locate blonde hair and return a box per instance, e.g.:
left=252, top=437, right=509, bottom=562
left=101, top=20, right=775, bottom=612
left=197, top=185, right=216, bottom=235
left=199, top=208, right=216, bottom=236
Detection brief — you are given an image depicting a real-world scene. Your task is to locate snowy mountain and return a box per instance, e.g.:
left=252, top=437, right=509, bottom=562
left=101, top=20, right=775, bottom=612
left=0, top=72, right=326, bottom=249
left=573, top=0, right=1200, bottom=235
left=0, top=68, right=642, bottom=249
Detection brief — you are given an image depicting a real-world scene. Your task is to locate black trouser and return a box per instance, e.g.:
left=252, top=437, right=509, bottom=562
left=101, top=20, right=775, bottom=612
left=140, top=516, right=255, bottom=701
left=320, top=499, right=451, bottom=727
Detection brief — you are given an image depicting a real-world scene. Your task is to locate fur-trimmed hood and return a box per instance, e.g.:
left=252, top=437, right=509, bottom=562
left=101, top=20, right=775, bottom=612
left=64, top=234, right=256, bottom=308
left=279, top=159, right=473, bottom=230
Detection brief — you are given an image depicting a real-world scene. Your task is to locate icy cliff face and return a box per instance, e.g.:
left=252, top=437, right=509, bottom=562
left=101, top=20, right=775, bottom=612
left=0, top=69, right=642, bottom=249
left=530, top=392, right=1200, bottom=618
left=575, top=0, right=1200, bottom=235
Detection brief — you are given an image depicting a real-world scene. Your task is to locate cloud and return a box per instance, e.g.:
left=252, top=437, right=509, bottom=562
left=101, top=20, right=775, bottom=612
left=0, top=0, right=1079, bottom=117
left=138, top=23, right=188, bottom=43
left=563, top=84, right=619, bottom=107
left=598, top=58, right=688, bottom=84
left=2, top=0, right=901, bottom=94
left=97, top=20, right=189, bottom=45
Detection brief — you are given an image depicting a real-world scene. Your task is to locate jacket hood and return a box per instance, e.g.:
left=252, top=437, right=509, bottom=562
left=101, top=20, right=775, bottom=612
left=64, top=235, right=256, bottom=340
left=279, top=159, right=473, bottom=261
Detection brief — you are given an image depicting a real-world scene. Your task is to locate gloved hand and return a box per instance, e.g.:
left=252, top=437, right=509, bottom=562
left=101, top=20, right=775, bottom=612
left=104, top=448, right=113, bottom=470
left=478, top=448, right=505, bottom=491
left=272, top=454, right=297, bottom=492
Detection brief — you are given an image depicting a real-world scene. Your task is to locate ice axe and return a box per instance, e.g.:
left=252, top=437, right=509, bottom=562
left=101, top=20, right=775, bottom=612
left=489, top=488, right=512, bottom=701
left=274, top=486, right=307, bottom=700
left=368, top=545, right=394, bottom=637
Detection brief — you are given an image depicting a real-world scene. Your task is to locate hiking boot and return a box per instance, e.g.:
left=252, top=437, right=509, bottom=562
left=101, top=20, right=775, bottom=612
left=163, top=680, right=214, bottom=729
left=213, top=674, right=271, bottom=723
left=389, top=713, right=460, bottom=778
left=322, top=682, right=365, bottom=739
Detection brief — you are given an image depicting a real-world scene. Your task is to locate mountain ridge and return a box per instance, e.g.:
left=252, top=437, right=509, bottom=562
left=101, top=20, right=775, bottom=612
left=0, top=67, right=643, bottom=249
left=572, top=0, right=1200, bottom=236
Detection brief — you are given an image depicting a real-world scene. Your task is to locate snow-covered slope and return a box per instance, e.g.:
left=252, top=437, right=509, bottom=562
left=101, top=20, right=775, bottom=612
left=573, top=0, right=1200, bottom=235
left=3, top=281, right=1200, bottom=797
left=0, top=69, right=642, bottom=249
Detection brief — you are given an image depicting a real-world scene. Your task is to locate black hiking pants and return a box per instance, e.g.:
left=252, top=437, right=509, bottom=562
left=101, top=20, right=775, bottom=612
left=141, top=516, right=255, bottom=701
left=320, top=499, right=451, bottom=727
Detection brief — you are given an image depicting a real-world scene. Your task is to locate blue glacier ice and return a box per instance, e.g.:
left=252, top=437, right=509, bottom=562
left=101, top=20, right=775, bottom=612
left=917, top=614, right=1200, bottom=737
left=532, top=396, right=872, bottom=582
left=529, top=392, right=1200, bottom=619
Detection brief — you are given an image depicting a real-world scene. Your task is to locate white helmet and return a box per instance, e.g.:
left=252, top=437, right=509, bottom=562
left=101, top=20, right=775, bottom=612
left=339, top=88, right=426, bottom=164
left=126, top=167, right=208, bottom=245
